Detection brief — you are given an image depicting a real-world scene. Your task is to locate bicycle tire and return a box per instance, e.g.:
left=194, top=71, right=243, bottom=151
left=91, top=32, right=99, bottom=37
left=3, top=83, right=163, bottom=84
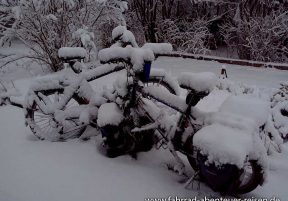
left=187, top=152, right=264, bottom=194
left=26, top=88, right=88, bottom=141
left=234, top=160, right=264, bottom=194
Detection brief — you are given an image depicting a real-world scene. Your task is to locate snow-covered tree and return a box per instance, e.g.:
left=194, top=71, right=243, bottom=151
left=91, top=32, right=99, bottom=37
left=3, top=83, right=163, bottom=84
left=0, top=0, right=128, bottom=71
left=127, top=0, right=189, bottom=43
left=72, top=27, right=98, bottom=61
left=124, top=0, right=288, bottom=62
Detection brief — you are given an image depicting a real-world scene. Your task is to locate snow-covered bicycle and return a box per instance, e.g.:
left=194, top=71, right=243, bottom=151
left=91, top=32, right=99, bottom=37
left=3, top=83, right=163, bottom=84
left=97, top=45, right=267, bottom=195
left=24, top=45, right=179, bottom=141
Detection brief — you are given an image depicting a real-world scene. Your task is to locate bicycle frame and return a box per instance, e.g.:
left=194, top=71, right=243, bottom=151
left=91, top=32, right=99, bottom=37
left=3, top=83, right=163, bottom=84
left=111, top=72, right=209, bottom=172
left=27, top=62, right=125, bottom=112
left=118, top=63, right=204, bottom=151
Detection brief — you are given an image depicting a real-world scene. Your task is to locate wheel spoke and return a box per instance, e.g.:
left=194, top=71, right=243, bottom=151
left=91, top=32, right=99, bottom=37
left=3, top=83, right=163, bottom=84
left=62, top=125, right=86, bottom=137
left=37, top=121, right=50, bottom=126
left=34, top=113, right=49, bottom=117
left=54, top=91, right=60, bottom=103
left=38, top=92, right=53, bottom=108
left=27, top=89, right=86, bottom=141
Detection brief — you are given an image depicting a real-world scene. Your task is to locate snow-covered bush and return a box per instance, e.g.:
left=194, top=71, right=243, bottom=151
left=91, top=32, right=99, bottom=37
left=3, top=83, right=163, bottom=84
left=111, top=25, right=139, bottom=48
left=271, top=82, right=288, bottom=108
left=158, top=18, right=210, bottom=54
left=72, top=28, right=97, bottom=61
left=217, top=78, right=256, bottom=96
left=0, top=0, right=128, bottom=71
left=221, top=11, right=288, bottom=62
left=270, top=82, right=288, bottom=140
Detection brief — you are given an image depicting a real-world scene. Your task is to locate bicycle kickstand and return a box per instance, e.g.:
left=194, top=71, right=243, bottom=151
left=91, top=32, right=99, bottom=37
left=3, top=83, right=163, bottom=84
left=184, top=170, right=201, bottom=190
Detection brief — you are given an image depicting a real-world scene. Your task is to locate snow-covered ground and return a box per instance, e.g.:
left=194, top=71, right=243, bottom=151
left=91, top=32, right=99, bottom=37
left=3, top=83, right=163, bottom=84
left=154, top=57, right=288, bottom=89
left=1, top=53, right=288, bottom=201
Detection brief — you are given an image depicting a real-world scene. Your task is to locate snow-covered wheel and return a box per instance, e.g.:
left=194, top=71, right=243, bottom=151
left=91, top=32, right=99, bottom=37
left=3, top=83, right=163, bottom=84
left=26, top=89, right=88, bottom=141
left=187, top=152, right=264, bottom=194
left=235, top=160, right=264, bottom=194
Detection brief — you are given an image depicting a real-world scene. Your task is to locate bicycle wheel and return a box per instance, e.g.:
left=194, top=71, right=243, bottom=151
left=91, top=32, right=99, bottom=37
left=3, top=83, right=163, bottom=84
left=235, top=160, right=264, bottom=194
left=26, top=89, right=88, bottom=141
left=187, top=152, right=263, bottom=194
left=185, top=137, right=199, bottom=171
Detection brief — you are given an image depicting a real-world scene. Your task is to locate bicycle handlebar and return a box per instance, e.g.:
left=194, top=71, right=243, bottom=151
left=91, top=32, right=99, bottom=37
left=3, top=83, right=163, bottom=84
left=98, top=46, right=155, bottom=72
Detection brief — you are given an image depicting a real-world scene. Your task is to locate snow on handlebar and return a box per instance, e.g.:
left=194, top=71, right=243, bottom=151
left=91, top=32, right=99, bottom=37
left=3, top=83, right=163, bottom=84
left=98, top=46, right=154, bottom=72
left=98, top=43, right=173, bottom=72
left=58, top=47, right=87, bottom=61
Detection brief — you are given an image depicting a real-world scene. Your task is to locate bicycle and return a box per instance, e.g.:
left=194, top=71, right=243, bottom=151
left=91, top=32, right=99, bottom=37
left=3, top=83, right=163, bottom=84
left=24, top=45, right=179, bottom=141
left=96, top=45, right=267, bottom=195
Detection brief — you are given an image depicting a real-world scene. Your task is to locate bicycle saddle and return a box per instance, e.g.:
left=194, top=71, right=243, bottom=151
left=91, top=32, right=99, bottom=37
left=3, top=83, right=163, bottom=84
left=178, top=72, right=217, bottom=93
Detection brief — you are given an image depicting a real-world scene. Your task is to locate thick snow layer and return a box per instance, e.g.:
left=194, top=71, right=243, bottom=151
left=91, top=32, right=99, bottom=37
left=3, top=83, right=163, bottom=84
left=205, top=112, right=257, bottom=135
left=272, top=101, right=288, bottom=138
left=0, top=106, right=208, bottom=201
left=178, top=72, right=217, bottom=92
left=83, top=63, right=124, bottom=81
left=111, top=25, right=138, bottom=48
left=142, top=43, right=173, bottom=55
left=97, top=102, right=124, bottom=127
left=150, top=68, right=180, bottom=96
left=0, top=106, right=288, bottom=200
left=196, top=89, right=230, bottom=113
left=194, top=124, right=254, bottom=168
left=143, top=85, right=187, bottom=113
left=99, top=47, right=130, bottom=62
left=58, top=47, right=87, bottom=59
left=219, top=95, right=270, bottom=127
left=98, top=46, right=155, bottom=72
left=112, top=25, right=126, bottom=40
left=0, top=87, right=21, bottom=99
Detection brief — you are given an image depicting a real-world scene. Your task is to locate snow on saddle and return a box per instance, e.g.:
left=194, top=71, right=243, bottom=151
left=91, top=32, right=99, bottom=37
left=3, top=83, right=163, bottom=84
left=178, top=72, right=217, bottom=93
left=194, top=95, right=269, bottom=169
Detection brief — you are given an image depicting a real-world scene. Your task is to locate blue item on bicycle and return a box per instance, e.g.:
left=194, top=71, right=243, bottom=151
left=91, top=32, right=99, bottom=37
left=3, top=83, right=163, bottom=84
left=142, top=61, right=152, bottom=82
